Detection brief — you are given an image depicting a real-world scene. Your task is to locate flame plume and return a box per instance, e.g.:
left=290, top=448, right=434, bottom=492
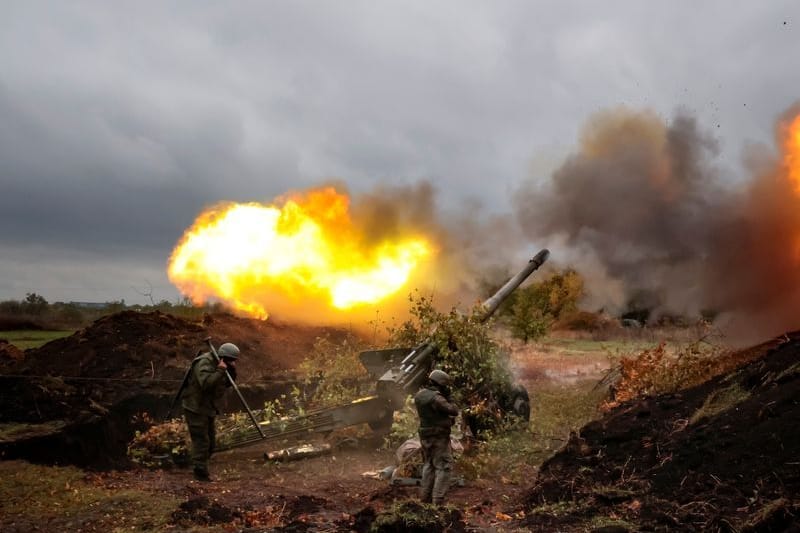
left=168, top=187, right=433, bottom=319
left=784, top=114, right=800, bottom=194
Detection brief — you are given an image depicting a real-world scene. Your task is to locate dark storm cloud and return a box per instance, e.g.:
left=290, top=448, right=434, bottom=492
left=0, top=1, right=798, bottom=304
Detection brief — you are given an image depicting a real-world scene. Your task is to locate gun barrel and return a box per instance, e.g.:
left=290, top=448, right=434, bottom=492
left=479, top=249, right=550, bottom=322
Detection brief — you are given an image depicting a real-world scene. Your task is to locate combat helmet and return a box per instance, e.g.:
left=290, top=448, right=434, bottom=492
left=428, top=369, right=453, bottom=388
left=218, top=342, right=240, bottom=360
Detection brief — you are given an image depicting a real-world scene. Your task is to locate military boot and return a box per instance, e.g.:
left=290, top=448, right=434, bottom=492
left=193, top=467, right=212, bottom=482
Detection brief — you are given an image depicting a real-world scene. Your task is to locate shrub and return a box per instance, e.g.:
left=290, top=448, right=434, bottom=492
left=603, top=333, right=739, bottom=409
left=127, top=416, right=189, bottom=467
left=297, top=332, right=373, bottom=408
left=385, top=292, right=518, bottom=435
left=510, top=293, right=550, bottom=341
left=387, top=293, right=513, bottom=402
left=552, top=310, right=608, bottom=331
left=507, top=269, right=585, bottom=342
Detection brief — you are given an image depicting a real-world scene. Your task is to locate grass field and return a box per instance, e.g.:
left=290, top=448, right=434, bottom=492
left=537, top=336, right=658, bottom=357
left=0, top=330, right=74, bottom=350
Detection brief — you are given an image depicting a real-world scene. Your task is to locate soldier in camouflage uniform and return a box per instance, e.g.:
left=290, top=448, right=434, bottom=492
left=181, top=342, right=240, bottom=481
left=414, top=369, right=459, bottom=505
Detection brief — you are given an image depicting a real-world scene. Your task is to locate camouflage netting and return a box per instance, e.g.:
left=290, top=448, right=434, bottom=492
left=387, top=293, right=526, bottom=434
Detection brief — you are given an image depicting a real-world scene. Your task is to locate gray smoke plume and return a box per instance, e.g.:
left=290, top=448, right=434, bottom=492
left=515, top=104, right=800, bottom=340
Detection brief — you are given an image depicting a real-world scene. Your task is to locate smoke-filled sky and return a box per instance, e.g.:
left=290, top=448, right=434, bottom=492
left=516, top=104, right=800, bottom=339
left=1, top=1, right=798, bottom=315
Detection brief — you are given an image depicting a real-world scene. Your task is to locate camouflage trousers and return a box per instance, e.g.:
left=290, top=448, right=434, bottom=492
left=184, top=410, right=216, bottom=474
left=419, top=432, right=453, bottom=505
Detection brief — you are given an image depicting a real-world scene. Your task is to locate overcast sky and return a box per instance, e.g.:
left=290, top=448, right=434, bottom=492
left=1, top=1, right=797, bottom=305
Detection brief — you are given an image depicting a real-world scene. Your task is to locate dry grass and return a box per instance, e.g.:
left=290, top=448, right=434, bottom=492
left=599, top=328, right=745, bottom=410
left=0, top=461, right=180, bottom=532
left=689, top=382, right=751, bottom=425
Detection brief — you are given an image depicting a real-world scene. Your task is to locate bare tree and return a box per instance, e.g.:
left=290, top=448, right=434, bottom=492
left=132, top=280, right=156, bottom=306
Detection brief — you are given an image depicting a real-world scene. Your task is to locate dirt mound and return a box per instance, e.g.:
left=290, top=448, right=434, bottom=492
left=171, top=496, right=243, bottom=526
left=0, top=311, right=352, bottom=467
left=14, top=310, right=346, bottom=381
left=0, top=339, right=24, bottom=368
left=365, top=501, right=467, bottom=533
left=523, top=332, right=800, bottom=531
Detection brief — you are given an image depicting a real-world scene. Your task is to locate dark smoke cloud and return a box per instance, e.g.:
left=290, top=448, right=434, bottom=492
left=350, top=181, right=440, bottom=245
left=515, top=107, right=723, bottom=314
left=515, top=105, right=800, bottom=340
left=349, top=181, right=522, bottom=292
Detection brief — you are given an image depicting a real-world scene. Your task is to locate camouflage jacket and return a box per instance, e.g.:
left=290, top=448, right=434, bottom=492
left=414, top=386, right=459, bottom=436
left=181, top=352, right=228, bottom=416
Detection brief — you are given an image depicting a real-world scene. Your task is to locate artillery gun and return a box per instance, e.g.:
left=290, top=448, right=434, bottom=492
left=215, top=249, right=550, bottom=453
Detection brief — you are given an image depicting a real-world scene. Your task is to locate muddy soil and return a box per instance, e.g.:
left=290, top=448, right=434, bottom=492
left=523, top=332, right=800, bottom=532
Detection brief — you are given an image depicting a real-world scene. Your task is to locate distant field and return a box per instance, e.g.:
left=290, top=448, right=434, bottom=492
left=540, top=336, right=658, bottom=355
left=0, top=330, right=74, bottom=350
left=505, top=329, right=726, bottom=385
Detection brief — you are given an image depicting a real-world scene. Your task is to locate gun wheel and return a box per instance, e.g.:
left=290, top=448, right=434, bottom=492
left=368, top=413, right=393, bottom=433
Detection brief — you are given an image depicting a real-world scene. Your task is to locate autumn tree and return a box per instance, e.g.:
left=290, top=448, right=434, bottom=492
left=509, top=269, right=584, bottom=342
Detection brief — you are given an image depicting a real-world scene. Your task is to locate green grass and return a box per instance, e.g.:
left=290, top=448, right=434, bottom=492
left=539, top=337, right=657, bottom=356
left=457, top=379, right=608, bottom=483
left=532, top=379, right=608, bottom=442
left=0, top=329, right=74, bottom=350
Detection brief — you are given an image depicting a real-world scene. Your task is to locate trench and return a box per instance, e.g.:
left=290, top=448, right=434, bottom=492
left=0, top=380, right=297, bottom=469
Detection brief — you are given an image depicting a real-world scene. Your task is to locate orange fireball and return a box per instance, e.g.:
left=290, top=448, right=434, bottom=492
left=168, top=187, right=433, bottom=318
left=785, top=113, right=800, bottom=194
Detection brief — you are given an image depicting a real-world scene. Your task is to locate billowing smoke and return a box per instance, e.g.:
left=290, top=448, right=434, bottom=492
left=346, top=181, right=528, bottom=316
left=350, top=182, right=521, bottom=302
left=515, top=104, right=800, bottom=340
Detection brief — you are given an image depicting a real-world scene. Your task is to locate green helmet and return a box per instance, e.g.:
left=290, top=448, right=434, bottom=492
left=218, top=342, right=240, bottom=360
left=428, top=369, right=452, bottom=388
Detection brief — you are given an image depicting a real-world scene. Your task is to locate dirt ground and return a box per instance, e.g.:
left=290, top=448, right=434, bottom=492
left=0, top=436, right=538, bottom=532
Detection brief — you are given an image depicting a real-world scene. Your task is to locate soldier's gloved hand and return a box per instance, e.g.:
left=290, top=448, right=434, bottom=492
left=225, top=363, right=237, bottom=384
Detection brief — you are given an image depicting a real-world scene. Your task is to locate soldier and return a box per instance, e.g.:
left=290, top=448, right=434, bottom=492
left=414, top=369, right=459, bottom=505
left=181, top=342, right=240, bottom=481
